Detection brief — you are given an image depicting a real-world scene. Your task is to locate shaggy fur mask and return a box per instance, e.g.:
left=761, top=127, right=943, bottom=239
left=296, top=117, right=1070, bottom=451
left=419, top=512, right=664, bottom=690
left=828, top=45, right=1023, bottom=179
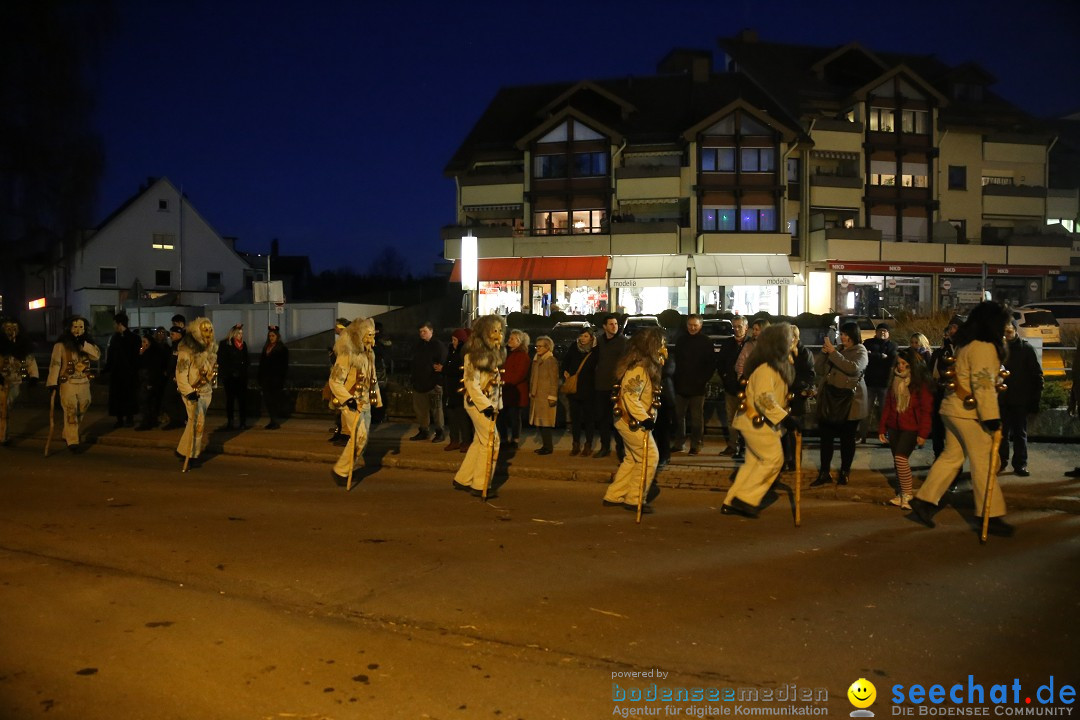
left=465, top=315, right=506, bottom=370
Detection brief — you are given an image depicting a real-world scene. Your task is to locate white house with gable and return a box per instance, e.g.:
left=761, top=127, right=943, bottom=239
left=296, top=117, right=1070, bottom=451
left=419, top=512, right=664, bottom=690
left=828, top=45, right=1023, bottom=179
left=60, top=177, right=249, bottom=337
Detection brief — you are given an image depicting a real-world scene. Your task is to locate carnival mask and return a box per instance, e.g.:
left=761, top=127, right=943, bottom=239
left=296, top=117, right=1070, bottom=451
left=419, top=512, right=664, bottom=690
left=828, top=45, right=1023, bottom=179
left=2, top=322, right=16, bottom=342
left=488, top=324, right=505, bottom=347
left=199, top=322, right=215, bottom=346
left=362, top=329, right=376, bottom=351
left=70, top=319, right=85, bottom=338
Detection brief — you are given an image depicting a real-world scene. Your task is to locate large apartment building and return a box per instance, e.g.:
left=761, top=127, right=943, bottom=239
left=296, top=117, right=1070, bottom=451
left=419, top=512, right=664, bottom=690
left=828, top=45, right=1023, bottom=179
left=442, top=33, right=1077, bottom=318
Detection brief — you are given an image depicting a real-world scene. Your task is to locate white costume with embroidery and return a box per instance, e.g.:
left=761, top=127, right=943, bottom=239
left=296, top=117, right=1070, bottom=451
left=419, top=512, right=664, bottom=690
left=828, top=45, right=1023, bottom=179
left=47, top=334, right=100, bottom=447
left=726, top=364, right=790, bottom=509
left=175, top=322, right=217, bottom=460
left=604, top=365, right=659, bottom=506
left=329, top=319, right=383, bottom=478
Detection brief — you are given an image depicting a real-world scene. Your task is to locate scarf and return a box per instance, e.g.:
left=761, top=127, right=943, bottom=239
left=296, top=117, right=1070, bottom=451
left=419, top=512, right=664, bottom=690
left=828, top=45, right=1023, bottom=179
left=233, top=338, right=244, bottom=350
left=891, top=369, right=911, bottom=413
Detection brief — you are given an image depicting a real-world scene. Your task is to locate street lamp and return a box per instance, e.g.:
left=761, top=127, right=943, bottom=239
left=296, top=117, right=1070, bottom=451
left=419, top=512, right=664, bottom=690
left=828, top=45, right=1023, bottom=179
left=461, top=233, right=478, bottom=323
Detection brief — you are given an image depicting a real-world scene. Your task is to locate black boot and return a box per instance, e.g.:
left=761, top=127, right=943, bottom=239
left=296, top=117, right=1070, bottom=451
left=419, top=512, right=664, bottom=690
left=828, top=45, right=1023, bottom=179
left=906, top=497, right=939, bottom=528
left=810, top=471, right=831, bottom=488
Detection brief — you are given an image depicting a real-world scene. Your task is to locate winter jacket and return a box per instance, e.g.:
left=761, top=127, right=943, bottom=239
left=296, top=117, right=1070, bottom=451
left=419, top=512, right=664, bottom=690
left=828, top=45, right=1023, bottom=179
left=528, top=352, right=559, bottom=427
left=217, top=339, right=250, bottom=381
left=998, top=337, right=1042, bottom=413
left=878, top=382, right=933, bottom=438
left=410, top=337, right=446, bottom=393
left=257, top=342, right=289, bottom=392
left=717, top=335, right=748, bottom=394
left=789, top=344, right=815, bottom=416
left=673, top=331, right=715, bottom=397
left=501, top=346, right=531, bottom=408
left=592, top=332, right=627, bottom=392
left=863, top=337, right=898, bottom=388
left=815, top=343, right=869, bottom=421
left=559, top=342, right=596, bottom=396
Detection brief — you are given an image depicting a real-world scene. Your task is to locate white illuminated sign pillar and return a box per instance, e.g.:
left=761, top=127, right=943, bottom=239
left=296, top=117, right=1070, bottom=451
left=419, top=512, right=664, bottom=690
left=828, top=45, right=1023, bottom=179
left=461, top=233, right=478, bottom=322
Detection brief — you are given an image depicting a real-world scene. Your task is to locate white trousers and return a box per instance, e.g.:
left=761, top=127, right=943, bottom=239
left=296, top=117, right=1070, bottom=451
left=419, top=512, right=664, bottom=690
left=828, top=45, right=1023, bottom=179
left=177, top=390, right=211, bottom=459
left=334, top=406, right=371, bottom=476
left=725, top=423, right=784, bottom=508
left=604, top=419, right=658, bottom=505
left=455, top=404, right=499, bottom=490
left=59, top=381, right=91, bottom=446
left=917, top=415, right=1007, bottom=518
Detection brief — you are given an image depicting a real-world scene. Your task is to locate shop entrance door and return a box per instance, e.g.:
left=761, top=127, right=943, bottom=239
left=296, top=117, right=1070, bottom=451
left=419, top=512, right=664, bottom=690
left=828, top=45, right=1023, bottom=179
left=531, top=282, right=552, bottom=315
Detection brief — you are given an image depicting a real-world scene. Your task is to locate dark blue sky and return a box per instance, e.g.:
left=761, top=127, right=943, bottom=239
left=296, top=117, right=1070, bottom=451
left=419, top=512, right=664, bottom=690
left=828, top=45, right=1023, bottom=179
left=92, top=0, right=1080, bottom=276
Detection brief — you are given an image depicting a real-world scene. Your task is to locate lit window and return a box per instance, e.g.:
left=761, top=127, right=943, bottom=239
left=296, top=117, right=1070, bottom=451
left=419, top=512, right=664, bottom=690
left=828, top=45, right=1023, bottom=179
left=740, top=148, right=774, bottom=172
left=701, top=148, right=736, bottom=172
left=152, top=233, right=176, bottom=250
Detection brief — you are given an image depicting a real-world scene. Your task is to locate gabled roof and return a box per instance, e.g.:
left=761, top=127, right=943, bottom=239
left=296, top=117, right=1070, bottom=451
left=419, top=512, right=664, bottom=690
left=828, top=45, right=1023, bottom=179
left=445, top=69, right=808, bottom=175
left=719, top=34, right=1043, bottom=134
left=682, top=98, right=801, bottom=144
left=849, top=64, right=949, bottom=106
left=538, top=80, right=636, bottom=119
left=515, top=106, right=624, bottom=149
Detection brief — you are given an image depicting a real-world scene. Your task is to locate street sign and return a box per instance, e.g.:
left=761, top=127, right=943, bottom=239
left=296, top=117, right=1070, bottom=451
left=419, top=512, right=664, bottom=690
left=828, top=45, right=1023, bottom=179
left=941, top=280, right=952, bottom=291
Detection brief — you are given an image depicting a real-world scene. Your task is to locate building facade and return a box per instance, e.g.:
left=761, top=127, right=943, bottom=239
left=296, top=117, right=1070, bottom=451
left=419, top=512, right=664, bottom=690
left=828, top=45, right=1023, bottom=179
left=443, top=35, right=1077, bottom=319
left=35, top=177, right=250, bottom=338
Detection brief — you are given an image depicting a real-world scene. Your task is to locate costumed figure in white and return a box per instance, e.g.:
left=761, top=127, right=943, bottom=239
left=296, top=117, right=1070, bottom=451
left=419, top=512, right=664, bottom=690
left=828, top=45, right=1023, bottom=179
left=602, top=327, right=665, bottom=513
left=721, top=323, right=797, bottom=518
left=175, top=317, right=218, bottom=467
left=1, top=317, right=40, bottom=444
left=908, top=301, right=1014, bottom=537
left=45, top=316, right=100, bottom=452
left=329, top=317, right=382, bottom=486
left=453, top=315, right=506, bottom=498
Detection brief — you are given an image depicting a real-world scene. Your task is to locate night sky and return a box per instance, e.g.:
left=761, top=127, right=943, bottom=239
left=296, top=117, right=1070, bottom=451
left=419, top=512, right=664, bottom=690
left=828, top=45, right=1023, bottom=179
left=91, top=0, right=1080, bottom=276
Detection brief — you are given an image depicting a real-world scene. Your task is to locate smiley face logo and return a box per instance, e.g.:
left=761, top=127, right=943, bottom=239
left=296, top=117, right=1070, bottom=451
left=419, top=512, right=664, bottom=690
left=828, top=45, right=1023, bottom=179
left=847, top=678, right=877, bottom=709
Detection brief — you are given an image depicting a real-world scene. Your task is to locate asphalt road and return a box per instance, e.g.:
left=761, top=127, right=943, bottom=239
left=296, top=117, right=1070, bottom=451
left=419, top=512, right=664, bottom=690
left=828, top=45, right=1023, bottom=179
left=1, top=443, right=1078, bottom=719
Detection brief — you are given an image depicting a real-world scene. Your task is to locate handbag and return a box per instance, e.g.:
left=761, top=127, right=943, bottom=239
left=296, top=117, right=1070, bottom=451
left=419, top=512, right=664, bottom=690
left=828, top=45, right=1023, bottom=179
left=561, top=351, right=592, bottom=395
left=817, top=376, right=857, bottom=424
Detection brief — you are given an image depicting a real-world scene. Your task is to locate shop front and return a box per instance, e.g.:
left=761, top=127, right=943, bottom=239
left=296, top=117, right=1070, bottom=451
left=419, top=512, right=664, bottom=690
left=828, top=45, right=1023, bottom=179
left=693, top=254, right=800, bottom=316
left=609, top=256, right=690, bottom=314
left=825, top=261, right=1061, bottom=315
left=450, top=256, right=609, bottom=317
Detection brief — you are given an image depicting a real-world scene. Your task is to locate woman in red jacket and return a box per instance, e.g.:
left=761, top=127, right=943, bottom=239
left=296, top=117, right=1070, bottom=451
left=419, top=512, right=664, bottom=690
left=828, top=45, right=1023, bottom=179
left=878, top=348, right=933, bottom=509
left=499, top=329, right=531, bottom=449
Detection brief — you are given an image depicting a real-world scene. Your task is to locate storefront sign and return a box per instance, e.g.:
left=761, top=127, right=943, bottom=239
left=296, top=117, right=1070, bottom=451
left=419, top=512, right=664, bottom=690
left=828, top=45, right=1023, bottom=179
left=765, top=277, right=792, bottom=285
left=613, top=279, right=640, bottom=288
left=941, top=280, right=952, bottom=291
left=827, top=261, right=1061, bottom=276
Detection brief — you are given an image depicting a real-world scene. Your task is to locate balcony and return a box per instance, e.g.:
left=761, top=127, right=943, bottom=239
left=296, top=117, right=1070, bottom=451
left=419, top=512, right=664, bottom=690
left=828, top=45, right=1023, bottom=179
left=615, top=165, right=682, bottom=202
left=459, top=169, right=524, bottom=207
left=610, top=221, right=680, bottom=255
left=982, top=183, right=1046, bottom=218
left=699, top=231, right=791, bottom=256
left=808, top=227, right=881, bottom=262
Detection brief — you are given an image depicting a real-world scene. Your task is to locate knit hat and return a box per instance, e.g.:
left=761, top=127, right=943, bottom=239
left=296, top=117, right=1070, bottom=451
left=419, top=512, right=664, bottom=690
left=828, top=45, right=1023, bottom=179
left=452, top=328, right=470, bottom=343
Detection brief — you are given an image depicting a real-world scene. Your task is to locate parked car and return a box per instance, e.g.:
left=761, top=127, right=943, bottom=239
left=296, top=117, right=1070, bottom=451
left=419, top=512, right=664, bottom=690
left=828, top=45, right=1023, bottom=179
left=621, top=315, right=663, bottom=337
left=700, top=318, right=734, bottom=352
left=1022, top=301, right=1080, bottom=334
left=834, top=315, right=881, bottom=342
left=1013, top=307, right=1061, bottom=346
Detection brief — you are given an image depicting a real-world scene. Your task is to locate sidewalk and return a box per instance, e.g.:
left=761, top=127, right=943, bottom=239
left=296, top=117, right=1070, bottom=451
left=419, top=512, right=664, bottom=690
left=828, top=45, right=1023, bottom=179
left=7, top=405, right=1079, bottom=513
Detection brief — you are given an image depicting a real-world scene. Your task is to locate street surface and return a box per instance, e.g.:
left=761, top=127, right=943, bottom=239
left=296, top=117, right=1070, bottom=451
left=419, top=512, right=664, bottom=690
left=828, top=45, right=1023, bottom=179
left=1, top=442, right=1078, bottom=719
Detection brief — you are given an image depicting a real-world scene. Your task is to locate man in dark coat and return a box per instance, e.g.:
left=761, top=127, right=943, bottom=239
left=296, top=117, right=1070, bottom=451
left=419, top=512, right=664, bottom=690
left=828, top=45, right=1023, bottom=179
left=591, top=314, right=627, bottom=459
left=716, top=315, right=749, bottom=456
left=998, top=319, right=1042, bottom=476
left=671, top=314, right=715, bottom=455
left=410, top=321, right=447, bottom=442
left=861, top=322, right=898, bottom=443
left=106, top=311, right=141, bottom=428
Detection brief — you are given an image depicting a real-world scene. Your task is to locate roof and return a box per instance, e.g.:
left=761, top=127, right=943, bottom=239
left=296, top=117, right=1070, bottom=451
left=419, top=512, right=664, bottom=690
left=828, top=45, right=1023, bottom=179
left=444, top=67, right=808, bottom=175
left=719, top=35, right=1049, bottom=135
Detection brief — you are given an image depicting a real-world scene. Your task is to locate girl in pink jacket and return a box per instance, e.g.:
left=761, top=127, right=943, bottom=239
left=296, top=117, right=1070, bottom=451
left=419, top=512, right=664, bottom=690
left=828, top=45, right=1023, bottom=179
left=878, top=348, right=934, bottom=509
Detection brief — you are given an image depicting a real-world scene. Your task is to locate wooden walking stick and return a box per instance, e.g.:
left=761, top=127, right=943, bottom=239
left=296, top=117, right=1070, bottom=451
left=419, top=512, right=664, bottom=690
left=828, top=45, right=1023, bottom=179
left=481, top=406, right=498, bottom=500
left=636, top=428, right=650, bottom=524
left=44, top=388, right=57, bottom=457
left=345, top=406, right=364, bottom=492
left=980, top=428, right=1003, bottom=544
left=0, top=384, right=9, bottom=445
left=794, top=429, right=803, bottom=527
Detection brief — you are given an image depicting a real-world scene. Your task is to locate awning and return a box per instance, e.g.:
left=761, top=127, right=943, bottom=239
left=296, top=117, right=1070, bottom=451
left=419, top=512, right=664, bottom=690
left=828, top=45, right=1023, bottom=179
left=449, top=256, right=608, bottom=282
left=610, top=255, right=688, bottom=287
left=694, top=254, right=801, bottom=286
left=811, top=150, right=860, bottom=160
left=617, top=197, right=681, bottom=206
